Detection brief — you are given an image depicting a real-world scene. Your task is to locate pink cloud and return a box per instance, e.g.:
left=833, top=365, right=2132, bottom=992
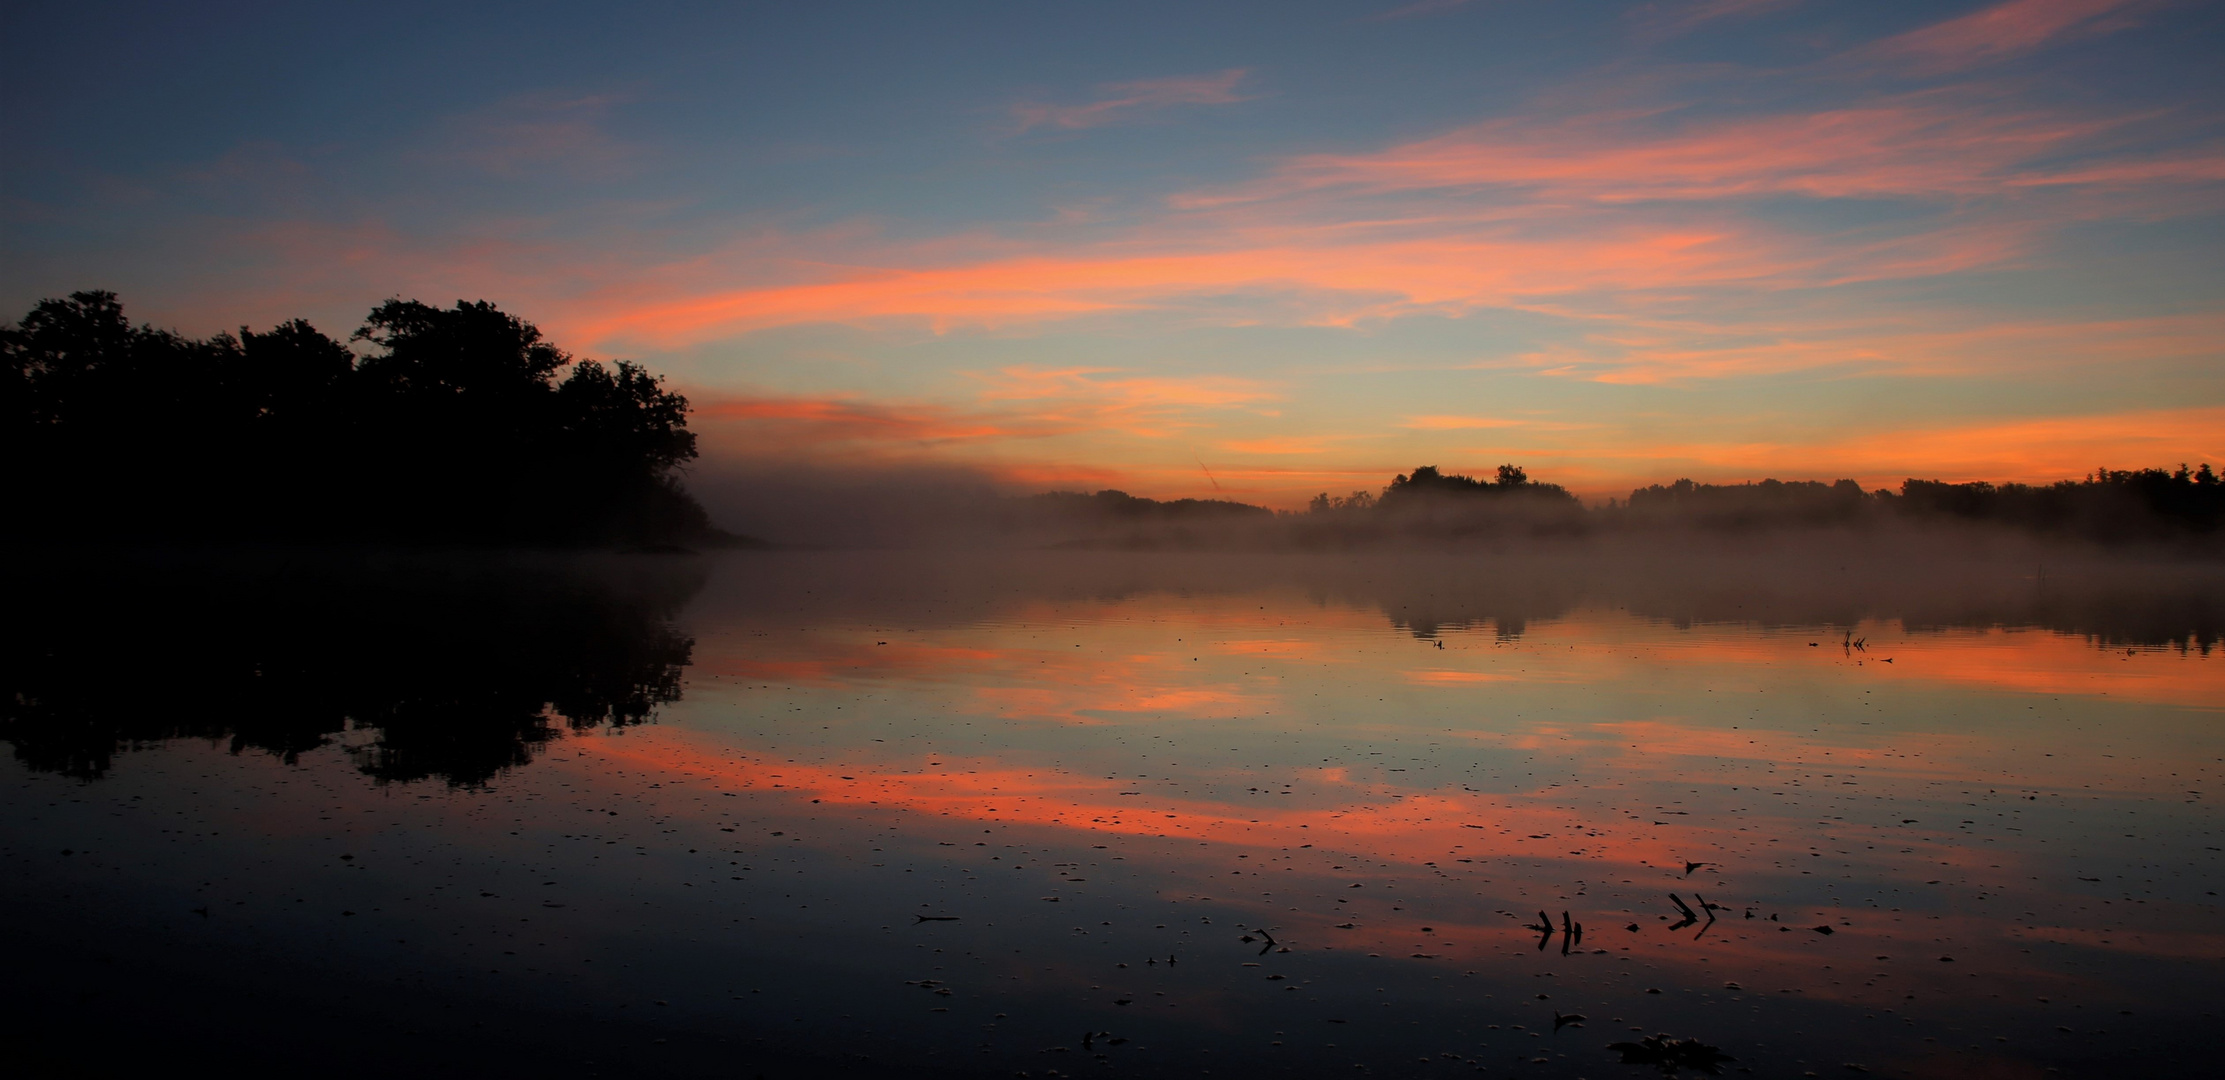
left=1175, top=97, right=2207, bottom=208
left=180, top=118, right=2187, bottom=405
left=1865, top=0, right=2150, bottom=72
left=140, top=23, right=2219, bottom=429
left=690, top=367, right=1279, bottom=460
left=560, top=213, right=1941, bottom=348
left=197, top=209, right=2032, bottom=390
left=1011, top=70, right=1252, bottom=132
left=1518, top=309, right=2225, bottom=385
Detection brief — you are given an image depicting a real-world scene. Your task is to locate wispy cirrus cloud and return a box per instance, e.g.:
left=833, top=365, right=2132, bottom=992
left=1501, top=309, right=2225, bottom=384
left=1626, top=0, right=1799, bottom=39
left=153, top=16, right=2223, bottom=397
left=560, top=207, right=2045, bottom=352
left=1011, top=70, right=1252, bottom=132
left=192, top=73, right=2215, bottom=409
left=1863, top=0, right=2153, bottom=73
left=19, top=1, right=2220, bottom=511
left=1174, top=96, right=2213, bottom=208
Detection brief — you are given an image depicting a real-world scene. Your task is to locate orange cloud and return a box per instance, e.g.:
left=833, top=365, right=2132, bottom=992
left=536, top=82, right=2216, bottom=366
left=145, top=15, right=2219, bottom=510
left=567, top=259, right=1128, bottom=343
left=197, top=90, right=2211, bottom=424
left=1636, top=404, right=2225, bottom=490
left=565, top=220, right=1931, bottom=350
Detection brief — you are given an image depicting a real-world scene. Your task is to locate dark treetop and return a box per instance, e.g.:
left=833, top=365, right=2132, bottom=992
left=3, top=291, right=720, bottom=547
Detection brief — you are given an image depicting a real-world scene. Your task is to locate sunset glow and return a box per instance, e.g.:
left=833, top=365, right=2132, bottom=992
left=9, top=9, right=2224, bottom=1074
left=9, top=0, right=2219, bottom=506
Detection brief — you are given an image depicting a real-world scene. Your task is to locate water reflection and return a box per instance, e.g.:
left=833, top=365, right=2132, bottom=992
left=2, top=546, right=2220, bottom=1078
left=0, top=553, right=701, bottom=784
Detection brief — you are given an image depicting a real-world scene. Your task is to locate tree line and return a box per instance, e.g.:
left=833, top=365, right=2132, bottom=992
left=1619, top=470, right=2222, bottom=537
left=3, top=291, right=723, bottom=546
left=1306, top=464, right=1578, bottom=514
left=1296, top=463, right=2221, bottom=541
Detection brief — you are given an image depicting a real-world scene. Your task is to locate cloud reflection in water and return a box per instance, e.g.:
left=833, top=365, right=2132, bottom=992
left=3, top=546, right=2220, bottom=1077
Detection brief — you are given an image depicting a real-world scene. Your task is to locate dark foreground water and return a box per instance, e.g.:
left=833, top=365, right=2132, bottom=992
left=4, top=543, right=2222, bottom=1079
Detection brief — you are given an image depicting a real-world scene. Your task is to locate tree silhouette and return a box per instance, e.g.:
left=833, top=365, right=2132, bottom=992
left=1624, top=477, right=1872, bottom=528
left=1379, top=464, right=1576, bottom=506
left=3, top=291, right=721, bottom=546
left=1895, top=467, right=2222, bottom=538
left=0, top=553, right=703, bottom=785
left=1620, top=471, right=2222, bottom=538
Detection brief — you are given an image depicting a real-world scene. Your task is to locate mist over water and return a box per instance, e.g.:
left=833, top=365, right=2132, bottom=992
left=687, top=461, right=1014, bottom=549
left=4, top=545, right=2220, bottom=1078
left=680, top=454, right=2225, bottom=557
left=13, top=1, right=2225, bottom=1075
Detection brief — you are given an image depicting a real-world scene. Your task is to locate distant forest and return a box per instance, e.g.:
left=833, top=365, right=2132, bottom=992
left=2, top=291, right=726, bottom=547
left=1618, top=472, right=2225, bottom=537
left=1290, top=464, right=2224, bottom=542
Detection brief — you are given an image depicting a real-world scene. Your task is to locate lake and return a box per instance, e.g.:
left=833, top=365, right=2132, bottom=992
left=4, top=543, right=2220, bottom=1078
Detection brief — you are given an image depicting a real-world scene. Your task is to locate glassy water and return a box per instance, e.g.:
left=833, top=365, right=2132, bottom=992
left=5, top=546, right=2221, bottom=1079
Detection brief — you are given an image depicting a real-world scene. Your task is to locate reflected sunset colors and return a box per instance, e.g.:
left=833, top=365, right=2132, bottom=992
left=12, top=1, right=2225, bottom=1075
left=5, top=549, right=2221, bottom=1077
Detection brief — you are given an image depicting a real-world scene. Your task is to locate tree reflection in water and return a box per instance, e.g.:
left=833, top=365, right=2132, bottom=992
left=0, top=553, right=703, bottom=785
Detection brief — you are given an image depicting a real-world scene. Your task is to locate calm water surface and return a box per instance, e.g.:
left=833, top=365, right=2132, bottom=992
left=5, top=548, right=2221, bottom=1079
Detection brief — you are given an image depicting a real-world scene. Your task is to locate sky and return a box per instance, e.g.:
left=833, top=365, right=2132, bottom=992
left=4, top=0, right=2223, bottom=506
